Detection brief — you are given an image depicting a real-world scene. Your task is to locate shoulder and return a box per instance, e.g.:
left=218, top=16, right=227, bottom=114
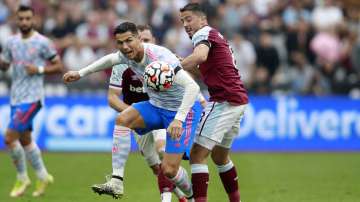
left=192, top=26, right=212, bottom=44
left=145, top=43, right=176, bottom=59
left=6, top=34, right=20, bottom=45
left=35, top=32, right=52, bottom=43
left=112, top=64, right=128, bottom=74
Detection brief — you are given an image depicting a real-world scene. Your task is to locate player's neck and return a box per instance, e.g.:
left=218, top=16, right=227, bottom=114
left=21, top=29, right=35, bottom=39
left=133, top=44, right=144, bottom=63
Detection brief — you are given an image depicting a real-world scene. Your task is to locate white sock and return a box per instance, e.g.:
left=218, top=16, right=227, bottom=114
left=170, top=166, right=193, bottom=197
left=8, top=141, right=28, bottom=180
left=112, top=125, right=131, bottom=181
left=217, top=160, right=234, bottom=173
left=24, top=141, right=48, bottom=180
left=161, top=191, right=172, bottom=202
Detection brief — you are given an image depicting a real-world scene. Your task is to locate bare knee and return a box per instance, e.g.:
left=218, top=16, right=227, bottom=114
left=4, top=135, right=15, bottom=147
left=211, top=146, right=230, bottom=165
left=190, top=143, right=210, bottom=164
left=19, top=136, right=32, bottom=147
left=211, top=153, right=229, bottom=165
left=161, top=163, right=178, bottom=178
left=4, top=130, right=19, bottom=147
left=115, top=115, right=131, bottom=127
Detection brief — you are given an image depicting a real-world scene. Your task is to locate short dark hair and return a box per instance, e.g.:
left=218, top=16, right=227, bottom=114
left=137, top=24, right=152, bottom=33
left=180, top=3, right=206, bottom=16
left=113, top=22, right=138, bottom=36
left=17, top=5, right=34, bottom=14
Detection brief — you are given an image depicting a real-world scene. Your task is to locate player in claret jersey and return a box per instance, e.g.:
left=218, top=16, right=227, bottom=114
left=179, top=3, right=249, bottom=202
left=92, top=24, right=189, bottom=202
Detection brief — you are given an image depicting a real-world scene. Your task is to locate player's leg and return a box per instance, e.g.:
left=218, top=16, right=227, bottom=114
left=5, top=128, right=29, bottom=197
left=17, top=101, right=52, bottom=197
left=211, top=104, right=246, bottom=202
left=136, top=131, right=172, bottom=201
left=161, top=104, right=202, bottom=200
left=153, top=129, right=166, bottom=157
left=190, top=101, right=243, bottom=202
left=155, top=133, right=189, bottom=202
left=6, top=102, right=42, bottom=197
left=92, top=105, right=145, bottom=199
left=152, top=129, right=177, bottom=201
left=19, top=131, right=53, bottom=197
left=211, top=145, right=240, bottom=202
left=162, top=153, right=192, bottom=196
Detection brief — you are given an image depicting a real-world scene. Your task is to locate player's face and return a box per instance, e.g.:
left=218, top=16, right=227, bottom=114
left=115, top=31, right=142, bottom=60
left=16, top=10, right=34, bottom=35
left=139, top=30, right=155, bottom=44
left=180, top=11, right=205, bottom=38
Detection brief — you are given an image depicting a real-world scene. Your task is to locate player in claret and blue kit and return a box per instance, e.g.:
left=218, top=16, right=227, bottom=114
left=180, top=3, right=249, bottom=202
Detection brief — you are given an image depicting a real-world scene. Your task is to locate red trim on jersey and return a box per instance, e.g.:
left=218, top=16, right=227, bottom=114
left=146, top=49, right=158, bottom=61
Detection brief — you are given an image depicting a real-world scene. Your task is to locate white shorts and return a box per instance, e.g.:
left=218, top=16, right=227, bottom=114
left=135, top=129, right=166, bottom=166
left=194, top=101, right=247, bottom=150
left=152, top=129, right=166, bottom=143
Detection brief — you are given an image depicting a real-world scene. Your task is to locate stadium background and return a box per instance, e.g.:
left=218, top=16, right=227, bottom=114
left=0, top=0, right=360, bottom=201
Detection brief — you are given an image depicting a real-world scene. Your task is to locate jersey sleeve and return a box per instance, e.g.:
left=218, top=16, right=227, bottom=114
left=191, top=27, right=211, bottom=47
left=109, top=64, right=127, bottom=89
left=1, top=40, right=12, bottom=63
left=41, top=37, right=57, bottom=60
left=79, top=51, right=126, bottom=77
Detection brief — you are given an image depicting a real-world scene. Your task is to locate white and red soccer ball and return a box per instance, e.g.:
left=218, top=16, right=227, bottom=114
left=144, top=61, right=174, bottom=91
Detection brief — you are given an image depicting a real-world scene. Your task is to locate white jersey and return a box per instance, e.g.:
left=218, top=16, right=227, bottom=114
left=1, top=32, right=57, bottom=105
left=112, top=43, right=185, bottom=111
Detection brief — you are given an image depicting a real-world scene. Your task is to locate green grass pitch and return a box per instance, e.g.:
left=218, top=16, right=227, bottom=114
left=0, top=152, right=359, bottom=202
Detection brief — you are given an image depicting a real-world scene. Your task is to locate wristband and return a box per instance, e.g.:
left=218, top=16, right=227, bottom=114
left=38, top=66, right=45, bottom=74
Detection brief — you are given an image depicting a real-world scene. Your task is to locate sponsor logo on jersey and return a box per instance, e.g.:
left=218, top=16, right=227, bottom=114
left=129, top=84, right=145, bottom=93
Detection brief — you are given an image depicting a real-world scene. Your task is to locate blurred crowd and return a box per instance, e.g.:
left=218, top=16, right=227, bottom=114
left=0, top=0, right=360, bottom=97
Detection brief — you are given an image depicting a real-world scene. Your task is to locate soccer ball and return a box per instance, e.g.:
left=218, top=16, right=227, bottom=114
left=144, top=61, right=174, bottom=91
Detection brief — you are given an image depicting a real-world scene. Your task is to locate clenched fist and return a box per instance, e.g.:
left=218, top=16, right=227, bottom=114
left=63, top=71, right=80, bottom=83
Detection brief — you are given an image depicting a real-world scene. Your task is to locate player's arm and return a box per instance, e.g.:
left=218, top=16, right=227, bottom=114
left=186, top=69, right=207, bottom=108
left=63, top=52, right=121, bottom=83
left=0, top=40, right=11, bottom=71
left=108, top=87, right=129, bottom=112
left=181, top=43, right=210, bottom=72
left=167, top=68, right=200, bottom=139
left=0, top=59, right=10, bottom=71
left=25, top=55, right=63, bottom=75
left=198, top=93, right=207, bottom=108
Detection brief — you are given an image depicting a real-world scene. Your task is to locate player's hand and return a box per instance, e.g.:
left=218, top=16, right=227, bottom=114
left=25, top=64, right=39, bottom=75
left=200, top=100, right=207, bottom=108
left=63, top=71, right=81, bottom=83
left=167, top=119, right=184, bottom=140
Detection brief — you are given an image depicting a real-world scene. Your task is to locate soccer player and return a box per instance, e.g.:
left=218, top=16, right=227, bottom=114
left=179, top=3, right=249, bottom=202
left=93, top=24, right=188, bottom=202
left=0, top=5, right=63, bottom=197
left=63, top=22, right=202, bottom=201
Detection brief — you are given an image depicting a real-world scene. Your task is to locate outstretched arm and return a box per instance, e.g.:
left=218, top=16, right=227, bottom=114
left=63, top=52, right=121, bottom=83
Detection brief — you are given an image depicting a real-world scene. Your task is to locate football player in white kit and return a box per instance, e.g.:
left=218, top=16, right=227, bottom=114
left=98, top=24, right=188, bottom=202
